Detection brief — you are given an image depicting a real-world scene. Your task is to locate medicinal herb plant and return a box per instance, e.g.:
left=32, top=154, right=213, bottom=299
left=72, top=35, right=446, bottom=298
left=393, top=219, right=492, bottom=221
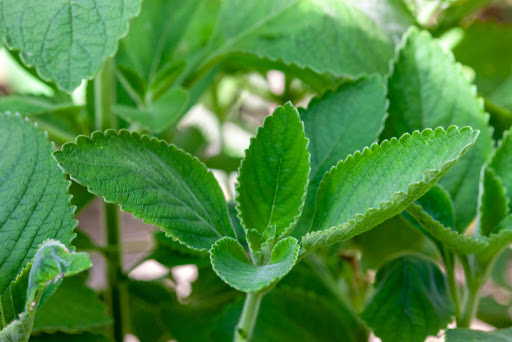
left=0, top=1, right=512, bottom=341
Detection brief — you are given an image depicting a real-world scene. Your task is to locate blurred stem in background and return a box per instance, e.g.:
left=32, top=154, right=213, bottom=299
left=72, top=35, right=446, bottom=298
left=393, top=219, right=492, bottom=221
left=95, top=58, right=127, bottom=342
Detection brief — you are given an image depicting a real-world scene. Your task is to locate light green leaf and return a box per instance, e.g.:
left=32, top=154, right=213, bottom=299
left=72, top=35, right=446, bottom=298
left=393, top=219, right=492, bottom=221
left=0, top=113, right=76, bottom=296
left=383, top=28, right=493, bottom=231
left=454, top=22, right=512, bottom=112
left=113, top=87, right=189, bottom=133
left=406, top=203, right=487, bottom=255
left=446, top=327, right=512, bottom=342
left=362, top=255, right=454, bottom=342
left=0, top=240, right=91, bottom=342
left=0, top=0, right=142, bottom=91
left=210, top=237, right=299, bottom=293
left=199, top=0, right=394, bottom=80
left=0, top=96, right=79, bottom=116
left=33, top=277, right=112, bottom=333
left=293, top=76, right=388, bottom=239
left=215, top=288, right=368, bottom=342
left=303, top=126, right=479, bottom=250
left=346, top=0, right=416, bottom=42
left=490, top=130, right=512, bottom=211
left=54, top=130, right=234, bottom=251
left=236, top=102, right=310, bottom=237
left=477, top=167, right=509, bottom=237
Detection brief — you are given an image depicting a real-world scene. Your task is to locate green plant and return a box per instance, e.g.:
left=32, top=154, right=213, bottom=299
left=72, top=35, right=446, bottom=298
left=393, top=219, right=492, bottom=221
left=1, top=1, right=512, bottom=342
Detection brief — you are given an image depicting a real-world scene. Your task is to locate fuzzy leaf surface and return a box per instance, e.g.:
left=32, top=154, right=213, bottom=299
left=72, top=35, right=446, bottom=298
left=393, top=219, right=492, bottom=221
left=0, top=0, right=141, bottom=91
left=0, top=240, right=91, bottom=342
left=236, top=102, right=310, bottom=237
left=383, top=28, right=493, bottom=231
left=490, top=129, right=512, bottom=211
left=0, top=96, right=79, bottom=116
left=54, top=130, right=233, bottom=251
left=210, top=237, right=299, bottom=293
left=202, top=0, right=394, bottom=78
left=0, top=113, right=76, bottom=296
left=362, top=255, right=454, bottom=342
left=303, top=126, right=478, bottom=249
left=293, top=76, right=387, bottom=238
left=478, top=167, right=509, bottom=237
left=446, top=327, right=512, bottom=342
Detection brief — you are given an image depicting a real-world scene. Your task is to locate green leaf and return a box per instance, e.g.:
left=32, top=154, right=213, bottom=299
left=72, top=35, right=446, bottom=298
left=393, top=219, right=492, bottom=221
left=200, top=0, right=394, bottom=80
left=346, top=0, right=416, bottom=42
left=236, top=102, right=310, bottom=237
left=113, top=87, right=189, bottom=133
left=454, top=22, right=512, bottom=112
left=214, top=288, right=368, bottom=342
left=479, top=215, right=512, bottom=261
left=383, top=28, right=493, bottom=231
left=303, top=126, right=479, bottom=250
left=0, top=96, right=79, bottom=116
left=0, top=0, right=142, bottom=91
left=477, top=295, right=512, bottom=329
left=0, top=113, right=76, bottom=296
left=362, top=255, right=454, bottom=342
left=477, top=167, right=509, bottom=237
left=416, top=185, right=455, bottom=229
left=406, top=203, right=487, bottom=255
left=0, top=240, right=91, bottom=342
left=147, top=231, right=210, bottom=269
left=446, top=327, right=512, bottom=342
left=32, top=277, right=111, bottom=333
left=54, top=130, right=234, bottom=251
left=30, top=333, right=111, bottom=342
left=293, top=76, right=388, bottom=238
left=490, top=130, right=512, bottom=211
left=210, top=237, right=299, bottom=293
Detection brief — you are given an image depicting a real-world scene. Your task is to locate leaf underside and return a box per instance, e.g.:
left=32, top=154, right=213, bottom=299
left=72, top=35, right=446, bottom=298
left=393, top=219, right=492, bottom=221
left=0, top=113, right=76, bottom=296
left=210, top=237, right=299, bottom=293
left=303, top=126, right=479, bottom=250
left=54, top=130, right=234, bottom=251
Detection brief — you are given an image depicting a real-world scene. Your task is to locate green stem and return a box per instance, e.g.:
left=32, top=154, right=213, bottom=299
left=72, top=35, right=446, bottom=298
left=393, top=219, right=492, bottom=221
left=458, top=283, right=482, bottom=328
left=442, top=250, right=460, bottom=319
left=95, top=59, right=125, bottom=342
left=0, top=295, right=6, bottom=329
left=234, top=292, right=264, bottom=342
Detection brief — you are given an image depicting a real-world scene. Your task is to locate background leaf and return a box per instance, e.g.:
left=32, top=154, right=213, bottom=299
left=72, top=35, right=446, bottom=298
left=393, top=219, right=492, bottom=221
left=303, top=126, right=478, bottom=249
left=383, top=28, right=493, bottom=231
left=236, top=102, right=310, bottom=237
left=54, top=130, right=234, bottom=251
left=446, top=327, right=512, bottom=342
left=362, top=255, right=454, bottom=342
left=0, top=113, right=76, bottom=296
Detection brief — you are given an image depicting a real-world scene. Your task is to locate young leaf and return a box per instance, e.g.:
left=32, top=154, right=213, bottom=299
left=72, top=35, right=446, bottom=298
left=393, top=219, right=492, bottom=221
left=0, top=113, right=76, bottom=296
left=113, top=87, right=189, bottom=133
left=32, top=278, right=112, bottom=333
left=477, top=167, right=509, bottom=237
left=383, top=28, right=493, bottom=231
left=236, top=102, right=310, bottom=237
left=199, top=0, right=394, bottom=80
left=489, top=130, right=512, bottom=211
left=303, top=126, right=479, bottom=250
left=54, top=130, right=234, bottom=251
left=362, top=255, right=454, bottom=342
left=0, top=240, right=92, bottom=342
left=446, top=327, right=512, bottom=342
left=293, top=76, right=388, bottom=238
left=0, top=0, right=142, bottom=91
left=210, top=237, right=299, bottom=293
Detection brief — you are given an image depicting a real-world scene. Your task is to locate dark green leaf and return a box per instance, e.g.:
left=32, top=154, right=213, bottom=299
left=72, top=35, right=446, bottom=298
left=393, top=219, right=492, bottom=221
left=446, top=327, right=512, bottom=342
left=294, top=76, right=388, bottom=238
left=478, top=167, right=509, bottom=237
left=477, top=296, right=512, bottom=329
left=54, top=130, right=234, bottom=251
left=362, top=255, right=454, bottom=342
left=490, top=129, right=512, bottom=211
left=0, top=0, right=142, bottom=91
left=0, top=113, right=76, bottom=296
left=30, top=333, right=111, bottom=342
left=383, top=28, right=493, bottom=231
left=210, top=237, right=299, bottom=293
left=303, top=126, right=479, bottom=249
left=236, top=102, right=310, bottom=237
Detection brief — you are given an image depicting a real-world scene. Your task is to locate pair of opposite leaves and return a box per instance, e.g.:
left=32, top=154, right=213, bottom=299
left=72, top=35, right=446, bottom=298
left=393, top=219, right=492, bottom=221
left=54, top=102, right=479, bottom=293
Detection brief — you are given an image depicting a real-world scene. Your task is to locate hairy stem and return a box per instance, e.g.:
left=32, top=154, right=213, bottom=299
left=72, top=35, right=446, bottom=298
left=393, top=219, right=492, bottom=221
left=442, top=249, right=460, bottom=319
left=95, top=58, right=125, bottom=342
left=234, top=292, right=264, bottom=342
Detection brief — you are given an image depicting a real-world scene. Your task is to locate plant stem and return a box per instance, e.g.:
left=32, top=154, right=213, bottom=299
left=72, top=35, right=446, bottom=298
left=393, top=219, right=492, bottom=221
left=442, top=249, right=460, bottom=318
left=458, top=283, right=482, bottom=328
left=95, top=58, right=125, bottom=342
left=234, top=292, right=264, bottom=342
left=0, top=295, right=6, bottom=329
